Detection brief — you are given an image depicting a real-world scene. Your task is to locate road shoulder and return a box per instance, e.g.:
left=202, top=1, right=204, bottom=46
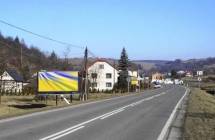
left=183, top=88, right=215, bottom=140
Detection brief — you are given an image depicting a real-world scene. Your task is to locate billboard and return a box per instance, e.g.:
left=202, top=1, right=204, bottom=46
left=38, top=71, right=79, bottom=93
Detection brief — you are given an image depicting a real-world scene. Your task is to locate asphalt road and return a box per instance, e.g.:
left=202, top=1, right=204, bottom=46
left=0, top=85, right=186, bottom=140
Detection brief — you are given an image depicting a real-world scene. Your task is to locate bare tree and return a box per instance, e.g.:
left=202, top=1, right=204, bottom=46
left=62, top=47, right=71, bottom=70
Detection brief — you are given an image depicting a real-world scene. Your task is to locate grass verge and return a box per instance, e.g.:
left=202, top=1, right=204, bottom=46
left=0, top=92, right=137, bottom=120
left=184, top=88, right=215, bottom=140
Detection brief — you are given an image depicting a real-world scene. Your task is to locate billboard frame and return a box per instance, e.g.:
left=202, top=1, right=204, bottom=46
left=37, top=71, right=80, bottom=94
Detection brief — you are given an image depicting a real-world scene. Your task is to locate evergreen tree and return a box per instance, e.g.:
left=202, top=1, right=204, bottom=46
left=14, top=36, right=20, bottom=44
left=171, top=69, right=178, bottom=79
left=49, top=51, right=58, bottom=69
left=118, top=48, right=129, bottom=91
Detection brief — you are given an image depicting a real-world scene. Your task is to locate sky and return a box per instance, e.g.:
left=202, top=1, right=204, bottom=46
left=0, top=0, right=215, bottom=60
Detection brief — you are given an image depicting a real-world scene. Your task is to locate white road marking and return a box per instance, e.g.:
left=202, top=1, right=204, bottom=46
left=100, top=108, right=125, bottom=120
left=40, top=113, right=108, bottom=140
left=129, top=92, right=166, bottom=107
left=157, top=88, right=189, bottom=140
left=40, top=90, right=170, bottom=140
left=40, top=108, right=128, bottom=140
left=49, top=126, right=85, bottom=140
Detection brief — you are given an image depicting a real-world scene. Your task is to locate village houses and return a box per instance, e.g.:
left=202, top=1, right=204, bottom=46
left=0, top=69, right=28, bottom=93
left=87, top=60, right=140, bottom=91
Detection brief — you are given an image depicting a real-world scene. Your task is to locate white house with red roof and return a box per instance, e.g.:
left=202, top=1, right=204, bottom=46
left=88, top=60, right=119, bottom=91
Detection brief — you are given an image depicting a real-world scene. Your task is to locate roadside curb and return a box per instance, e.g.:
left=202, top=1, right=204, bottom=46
left=166, top=88, right=190, bottom=140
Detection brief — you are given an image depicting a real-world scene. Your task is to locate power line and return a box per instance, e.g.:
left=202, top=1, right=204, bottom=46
left=88, top=49, right=99, bottom=58
left=0, top=19, right=101, bottom=65
left=0, top=19, right=84, bottom=49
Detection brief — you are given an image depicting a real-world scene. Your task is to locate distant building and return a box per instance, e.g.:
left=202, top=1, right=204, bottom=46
left=177, top=70, right=185, bottom=75
left=186, top=71, right=193, bottom=77
left=88, top=60, right=118, bottom=91
left=0, top=69, right=28, bottom=93
left=152, top=72, right=164, bottom=81
left=164, top=78, right=174, bottom=84
left=197, top=71, right=204, bottom=76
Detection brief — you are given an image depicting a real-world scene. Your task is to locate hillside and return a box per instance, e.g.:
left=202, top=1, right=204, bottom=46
left=133, top=59, right=215, bottom=74
left=0, top=33, right=139, bottom=81
left=1, top=32, right=215, bottom=80
left=132, top=60, right=171, bottom=71
left=0, top=33, right=72, bottom=80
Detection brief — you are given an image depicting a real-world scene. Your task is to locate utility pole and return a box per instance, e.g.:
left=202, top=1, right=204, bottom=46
left=127, top=68, right=130, bottom=93
left=138, top=69, right=140, bottom=93
left=0, top=76, right=1, bottom=105
left=20, top=45, right=23, bottom=69
left=84, top=47, right=88, bottom=101
left=113, top=60, right=116, bottom=94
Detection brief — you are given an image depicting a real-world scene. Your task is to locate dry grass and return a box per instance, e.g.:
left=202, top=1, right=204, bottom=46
left=184, top=88, right=215, bottom=140
left=0, top=92, right=135, bottom=119
left=201, top=83, right=215, bottom=91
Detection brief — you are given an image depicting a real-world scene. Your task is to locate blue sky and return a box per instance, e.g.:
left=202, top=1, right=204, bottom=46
left=0, top=0, right=215, bottom=60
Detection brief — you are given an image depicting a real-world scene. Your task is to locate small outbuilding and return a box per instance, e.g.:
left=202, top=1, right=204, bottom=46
left=0, top=69, right=28, bottom=93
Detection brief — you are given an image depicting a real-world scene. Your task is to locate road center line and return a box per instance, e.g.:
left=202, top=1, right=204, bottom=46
left=40, top=91, right=169, bottom=140
left=100, top=108, right=125, bottom=120
left=49, top=126, right=85, bottom=140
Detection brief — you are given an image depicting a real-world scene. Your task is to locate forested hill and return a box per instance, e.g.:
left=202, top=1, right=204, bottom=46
left=133, top=58, right=215, bottom=75
left=0, top=32, right=73, bottom=80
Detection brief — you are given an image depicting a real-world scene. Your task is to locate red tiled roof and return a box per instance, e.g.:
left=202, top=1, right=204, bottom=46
left=87, top=59, right=118, bottom=70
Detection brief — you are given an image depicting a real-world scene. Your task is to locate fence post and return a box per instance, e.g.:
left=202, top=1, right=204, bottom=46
left=70, top=94, right=73, bottom=103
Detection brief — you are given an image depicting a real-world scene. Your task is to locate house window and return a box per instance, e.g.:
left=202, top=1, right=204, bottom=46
left=106, top=73, right=112, bottom=79
left=99, top=64, right=104, bottom=69
left=91, top=73, right=97, bottom=79
left=92, top=82, right=97, bottom=87
left=106, top=82, right=112, bottom=87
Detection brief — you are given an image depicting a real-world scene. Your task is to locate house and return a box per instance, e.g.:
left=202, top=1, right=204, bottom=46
left=88, top=60, right=119, bottom=91
left=0, top=69, right=28, bottom=93
left=151, top=72, right=164, bottom=83
left=196, top=70, right=204, bottom=76
left=186, top=71, right=193, bottom=77
left=177, top=70, right=186, bottom=75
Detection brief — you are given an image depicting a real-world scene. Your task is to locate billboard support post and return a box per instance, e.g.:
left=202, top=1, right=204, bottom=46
left=70, top=94, right=73, bottom=103
left=46, top=95, right=48, bottom=105
left=56, top=95, right=58, bottom=106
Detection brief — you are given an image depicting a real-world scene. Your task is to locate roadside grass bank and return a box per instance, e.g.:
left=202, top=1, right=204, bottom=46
left=184, top=88, right=215, bottom=140
left=0, top=92, right=138, bottom=120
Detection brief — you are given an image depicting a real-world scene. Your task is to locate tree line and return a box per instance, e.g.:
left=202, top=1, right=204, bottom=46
left=0, top=32, right=72, bottom=80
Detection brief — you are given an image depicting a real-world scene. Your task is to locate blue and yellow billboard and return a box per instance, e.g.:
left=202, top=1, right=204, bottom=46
left=38, top=71, right=79, bottom=93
